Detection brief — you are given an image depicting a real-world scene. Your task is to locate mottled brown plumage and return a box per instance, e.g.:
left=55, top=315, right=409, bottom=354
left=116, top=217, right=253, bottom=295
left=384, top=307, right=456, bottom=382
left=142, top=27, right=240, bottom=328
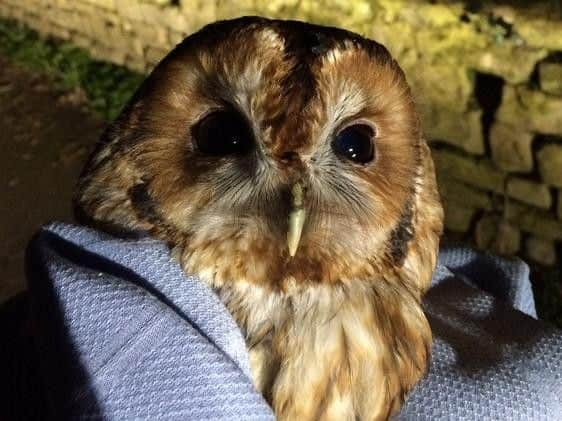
left=76, top=16, right=443, bottom=420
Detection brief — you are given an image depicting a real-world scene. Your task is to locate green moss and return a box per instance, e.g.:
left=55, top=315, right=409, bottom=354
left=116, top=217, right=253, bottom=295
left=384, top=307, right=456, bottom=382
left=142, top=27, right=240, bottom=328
left=0, top=18, right=144, bottom=120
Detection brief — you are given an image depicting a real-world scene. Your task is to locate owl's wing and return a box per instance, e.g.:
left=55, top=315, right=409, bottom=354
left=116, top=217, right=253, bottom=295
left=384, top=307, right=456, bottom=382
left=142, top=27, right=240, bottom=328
left=74, top=107, right=156, bottom=236
left=399, top=140, right=444, bottom=295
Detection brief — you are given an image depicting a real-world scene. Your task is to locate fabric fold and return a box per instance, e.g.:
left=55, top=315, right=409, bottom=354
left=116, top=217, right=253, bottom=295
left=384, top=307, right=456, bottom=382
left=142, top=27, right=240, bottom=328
left=1, top=222, right=560, bottom=420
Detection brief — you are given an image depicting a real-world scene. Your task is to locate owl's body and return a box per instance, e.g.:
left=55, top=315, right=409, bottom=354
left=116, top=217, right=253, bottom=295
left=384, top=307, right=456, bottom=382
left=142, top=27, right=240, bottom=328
left=76, top=17, right=443, bottom=420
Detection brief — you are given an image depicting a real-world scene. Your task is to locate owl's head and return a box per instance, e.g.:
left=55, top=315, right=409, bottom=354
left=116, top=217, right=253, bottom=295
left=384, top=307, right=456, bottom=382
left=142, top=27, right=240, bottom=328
left=76, top=17, right=442, bottom=292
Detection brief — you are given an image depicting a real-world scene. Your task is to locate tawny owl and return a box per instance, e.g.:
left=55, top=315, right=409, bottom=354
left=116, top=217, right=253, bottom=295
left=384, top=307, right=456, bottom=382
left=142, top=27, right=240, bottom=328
left=75, top=16, right=443, bottom=420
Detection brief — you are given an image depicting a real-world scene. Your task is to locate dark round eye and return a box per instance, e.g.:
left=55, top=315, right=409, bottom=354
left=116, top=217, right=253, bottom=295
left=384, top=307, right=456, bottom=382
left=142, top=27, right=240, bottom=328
left=192, top=110, right=254, bottom=156
left=332, top=124, right=375, bottom=164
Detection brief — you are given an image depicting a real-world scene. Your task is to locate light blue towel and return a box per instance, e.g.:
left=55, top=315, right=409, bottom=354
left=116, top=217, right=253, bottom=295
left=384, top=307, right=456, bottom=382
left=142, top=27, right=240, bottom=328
left=19, top=223, right=562, bottom=420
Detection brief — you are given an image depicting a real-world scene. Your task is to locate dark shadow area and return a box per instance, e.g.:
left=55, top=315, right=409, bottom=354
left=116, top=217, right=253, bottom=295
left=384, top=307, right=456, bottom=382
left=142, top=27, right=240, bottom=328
left=0, top=55, right=104, bottom=305
left=0, top=240, right=105, bottom=420
left=450, top=250, right=522, bottom=301
left=530, top=250, right=562, bottom=327
left=0, top=293, right=49, bottom=420
left=424, top=276, right=550, bottom=373
left=474, top=72, right=504, bottom=156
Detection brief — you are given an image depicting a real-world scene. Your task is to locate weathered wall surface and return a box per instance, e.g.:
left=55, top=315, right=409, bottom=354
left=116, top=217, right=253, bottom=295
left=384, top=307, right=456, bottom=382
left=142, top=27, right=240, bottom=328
left=1, top=0, right=562, bottom=264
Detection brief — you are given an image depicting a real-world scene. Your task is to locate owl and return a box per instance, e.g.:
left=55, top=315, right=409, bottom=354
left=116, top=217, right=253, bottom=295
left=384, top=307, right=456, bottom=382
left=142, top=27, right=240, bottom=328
left=75, top=16, right=443, bottom=420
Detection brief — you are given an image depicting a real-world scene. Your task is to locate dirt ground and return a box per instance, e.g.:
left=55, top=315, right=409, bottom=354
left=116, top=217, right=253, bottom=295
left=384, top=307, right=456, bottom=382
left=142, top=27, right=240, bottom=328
left=0, top=55, right=105, bottom=304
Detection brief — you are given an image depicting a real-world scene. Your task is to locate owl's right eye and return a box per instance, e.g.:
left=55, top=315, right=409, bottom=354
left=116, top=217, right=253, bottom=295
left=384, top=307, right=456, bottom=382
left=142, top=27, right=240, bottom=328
left=332, top=124, right=375, bottom=164
left=192, top=110, right=254, bottom=156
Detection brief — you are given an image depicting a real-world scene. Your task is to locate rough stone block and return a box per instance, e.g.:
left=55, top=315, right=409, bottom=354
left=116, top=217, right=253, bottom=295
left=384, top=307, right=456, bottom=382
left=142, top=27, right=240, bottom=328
left=409, top=63, right=472, bottom=113
left=180, top=0, right=217, bottom=28
left=495, top=221, right=521, bottom=256
left=525, top=236, right=557, bottom=266
left=416, top=3, right=465, bottom=26
left=539, top=62, right=562, bottom=96
left=489, top=122, right=534, bottom=173
left=150, top=6, right=190, bottom=33
left=497, top=86, right=562, bottom=136
left=115, top=1, right=154, bottom=22
left=506, top=202, right=562, bottom=240
left=506, top=177, right=552, bottom=209
left=131, top=38, right=145, bottom=58
left=0, top=4, right=13, bottom=17
left=370, top=21, right=415, bottom=63
left=475, top=214, right=520, bottom=255
left=25, top=14, right=46, bottom=33
left=474, top=214, right=497, bottom=249
left=444, top=203, right=475, bottom=233
left=472, top=44, right=547, bottom=84
left=106, top=48, right=128, bottom=66
left=437, top=178, right=492, bottom=210
left=537, top=144, right=562, bottom=188
left=83, top=0, right=117, bottom=10
left=9, top=6, right=25, bottom=21
left=432, top=149, right=505, bottom=193
left=48, top=24, right=71, bottom=40
left=168, top=30, right=188, bottom=47
left=89, top=42, right=126, bottom=66
left=17, top=0, right=43, bottom=14
left=517, top=17, right=562, bottom=50
left=130, top=24, right=170, bottom=49
left=125, top=55, right=147, bottom=73
left=424, top=108, right=484, bottom=155
left=115, top=2, right=189, bottom=32
left=145, top=46, right=169, bottom=67
left=1, top=0, right=20, bottom=8
left=49, top=9, right=87, bottom=34
left=53, top=0, right=74, bottom=10
left=558, top=190, right=562, bottom=220
left=72, top=33, right=93, bottom=50
left=98, top=25, right=139, bottom=53
left=82, top=13, right=115, bottom=40
left=68, top=1, right=97, bottom=15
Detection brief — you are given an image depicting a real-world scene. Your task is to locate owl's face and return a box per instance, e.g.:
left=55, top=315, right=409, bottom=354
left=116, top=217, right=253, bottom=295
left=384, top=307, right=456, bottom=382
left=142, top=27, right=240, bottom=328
left=77, top=17, right=434, bottom=291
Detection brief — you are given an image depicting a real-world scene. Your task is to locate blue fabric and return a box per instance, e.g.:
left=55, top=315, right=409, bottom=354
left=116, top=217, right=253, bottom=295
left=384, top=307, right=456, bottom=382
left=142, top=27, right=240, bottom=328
left=4, top=222, right=562, bottom=420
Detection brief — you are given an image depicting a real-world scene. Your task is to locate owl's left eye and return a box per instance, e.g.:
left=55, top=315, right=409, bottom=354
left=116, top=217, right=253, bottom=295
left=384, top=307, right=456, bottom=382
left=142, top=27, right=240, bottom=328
left=332, top=124, right=375, bottom=164
left=192, top=110, right=254, bottom=156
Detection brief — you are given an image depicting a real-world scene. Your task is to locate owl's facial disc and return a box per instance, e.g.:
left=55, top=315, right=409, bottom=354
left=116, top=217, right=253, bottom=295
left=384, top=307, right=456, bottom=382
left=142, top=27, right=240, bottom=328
left=74, top=17, right=435, bottom=287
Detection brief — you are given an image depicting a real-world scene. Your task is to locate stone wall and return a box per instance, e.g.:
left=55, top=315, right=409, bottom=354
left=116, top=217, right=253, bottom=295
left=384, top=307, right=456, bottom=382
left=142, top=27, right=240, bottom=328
left=1, top=0, right=562, bottom=265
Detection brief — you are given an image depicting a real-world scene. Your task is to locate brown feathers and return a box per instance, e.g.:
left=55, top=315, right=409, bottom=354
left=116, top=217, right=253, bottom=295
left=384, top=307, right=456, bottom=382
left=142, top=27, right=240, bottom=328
left=75, top=16, right=443, bottom=420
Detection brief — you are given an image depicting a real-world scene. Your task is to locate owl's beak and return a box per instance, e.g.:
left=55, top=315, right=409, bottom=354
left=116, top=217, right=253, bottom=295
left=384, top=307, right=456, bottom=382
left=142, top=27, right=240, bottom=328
left=287, top=181, right=306, bottom=257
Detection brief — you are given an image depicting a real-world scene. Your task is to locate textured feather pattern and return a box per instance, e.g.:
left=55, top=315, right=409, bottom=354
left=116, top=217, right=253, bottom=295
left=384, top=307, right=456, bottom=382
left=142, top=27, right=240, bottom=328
left=75, top=17, right=444, bottom=420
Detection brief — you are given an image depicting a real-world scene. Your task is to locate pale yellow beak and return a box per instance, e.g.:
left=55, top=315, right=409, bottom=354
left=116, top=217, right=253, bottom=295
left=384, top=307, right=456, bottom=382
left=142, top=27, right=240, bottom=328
left=287, top=181, right=306, bottom=257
